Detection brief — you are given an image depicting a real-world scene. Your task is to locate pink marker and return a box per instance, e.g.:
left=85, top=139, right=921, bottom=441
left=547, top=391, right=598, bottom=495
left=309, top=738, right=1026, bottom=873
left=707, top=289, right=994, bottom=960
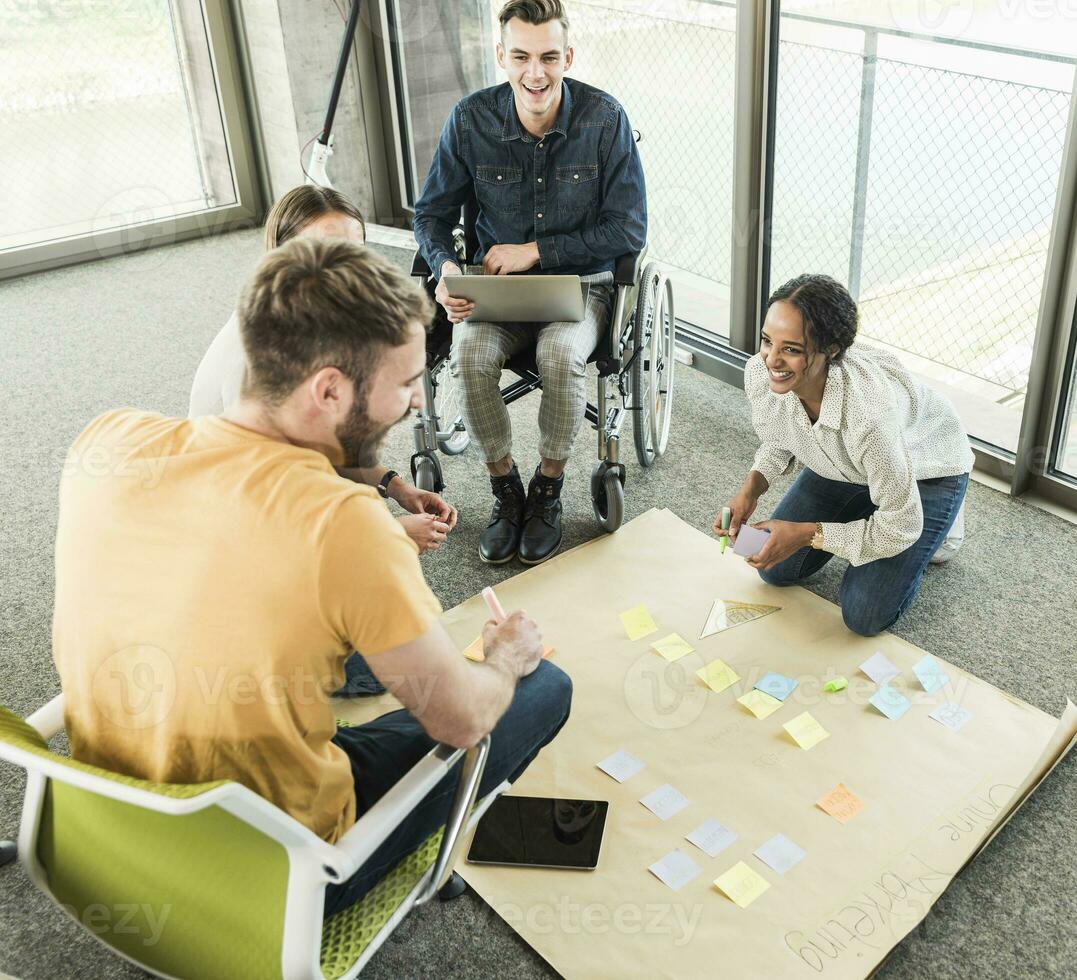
left=482, top=586, right=507, bottom=624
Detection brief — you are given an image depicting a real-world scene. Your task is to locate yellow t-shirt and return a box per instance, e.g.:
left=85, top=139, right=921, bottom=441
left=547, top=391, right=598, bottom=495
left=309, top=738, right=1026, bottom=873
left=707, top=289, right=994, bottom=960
left=52, top=409, right=442, bottom=842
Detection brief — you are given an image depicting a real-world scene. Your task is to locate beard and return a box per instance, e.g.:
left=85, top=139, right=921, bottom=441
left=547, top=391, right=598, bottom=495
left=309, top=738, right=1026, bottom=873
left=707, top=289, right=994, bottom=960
left=335, top=397, right=412, bottom=469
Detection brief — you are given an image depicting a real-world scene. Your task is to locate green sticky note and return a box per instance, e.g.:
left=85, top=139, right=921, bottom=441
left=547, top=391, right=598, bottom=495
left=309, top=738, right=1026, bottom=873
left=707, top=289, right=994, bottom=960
left=824, top=676, right=848, bottom=693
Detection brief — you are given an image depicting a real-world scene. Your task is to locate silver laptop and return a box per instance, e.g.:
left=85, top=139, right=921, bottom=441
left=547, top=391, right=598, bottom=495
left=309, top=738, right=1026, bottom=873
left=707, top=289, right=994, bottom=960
left=443, top=271, right=584, bottom=322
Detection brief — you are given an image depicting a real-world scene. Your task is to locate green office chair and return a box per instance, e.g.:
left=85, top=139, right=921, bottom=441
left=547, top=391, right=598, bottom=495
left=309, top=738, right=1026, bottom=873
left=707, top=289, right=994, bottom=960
left=0, top=695, right=505, bottom=979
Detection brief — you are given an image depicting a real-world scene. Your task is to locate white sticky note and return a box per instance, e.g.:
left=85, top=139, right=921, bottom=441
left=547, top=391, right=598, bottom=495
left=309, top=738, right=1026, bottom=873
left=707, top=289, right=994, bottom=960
left=639, top=783, right=690, bottom=821
left=859, top=651, right=901, bottom=685
left=648, top=848, right=703, bottom=892
left=913, top=654, right=949, bottom=693
left=597, top=750, right=645, bottom=783
left=753, top=833, right=806, bottom=875
left=930, top=701, right=972, bottom=732
left=685, top=818, right=738, bottom=858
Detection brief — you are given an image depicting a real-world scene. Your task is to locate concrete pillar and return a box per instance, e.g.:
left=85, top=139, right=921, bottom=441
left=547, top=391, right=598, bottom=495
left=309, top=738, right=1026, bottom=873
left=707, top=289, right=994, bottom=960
left=234, top=0, right=379, bottom=220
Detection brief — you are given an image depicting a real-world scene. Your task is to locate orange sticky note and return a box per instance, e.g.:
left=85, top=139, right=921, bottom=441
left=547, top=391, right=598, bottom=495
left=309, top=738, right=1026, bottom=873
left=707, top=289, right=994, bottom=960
left=816, top=783, right=864, bottom=824
left=462, top=635, right=553, bottom=662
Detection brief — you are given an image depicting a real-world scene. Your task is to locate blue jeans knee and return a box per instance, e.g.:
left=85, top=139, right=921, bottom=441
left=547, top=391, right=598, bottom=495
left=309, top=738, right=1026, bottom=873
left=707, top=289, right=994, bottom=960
left=757, top=566, right=798, bottom=587
left=840, top=597, right=898, bottom=637
left=527, top=659, right=573, bottom=720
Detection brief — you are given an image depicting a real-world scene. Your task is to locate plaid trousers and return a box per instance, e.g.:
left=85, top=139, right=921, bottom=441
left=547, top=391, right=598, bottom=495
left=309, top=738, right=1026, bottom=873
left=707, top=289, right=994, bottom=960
left=449, top=272, right=615, bottom=463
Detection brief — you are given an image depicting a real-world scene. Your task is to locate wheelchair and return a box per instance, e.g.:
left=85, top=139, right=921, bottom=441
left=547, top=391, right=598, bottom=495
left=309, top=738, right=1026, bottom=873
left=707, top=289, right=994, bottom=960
left=409, top=196, right=675, bottom=533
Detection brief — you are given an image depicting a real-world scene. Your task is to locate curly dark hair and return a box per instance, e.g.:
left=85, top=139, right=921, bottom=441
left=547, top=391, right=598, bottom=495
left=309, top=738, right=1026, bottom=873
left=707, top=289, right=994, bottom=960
left=766, top=274, right=859, bottom=363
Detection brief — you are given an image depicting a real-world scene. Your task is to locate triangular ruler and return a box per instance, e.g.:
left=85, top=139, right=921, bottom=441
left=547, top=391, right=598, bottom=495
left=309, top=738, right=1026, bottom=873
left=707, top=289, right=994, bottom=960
left=700, top=600, right=781, bottom=639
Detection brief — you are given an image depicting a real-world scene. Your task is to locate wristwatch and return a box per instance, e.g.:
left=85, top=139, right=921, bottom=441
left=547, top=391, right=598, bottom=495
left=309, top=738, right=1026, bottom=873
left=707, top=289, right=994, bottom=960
left=810, top=522, right=825, bottom=550
left=377, top=470, right=400, bottom=499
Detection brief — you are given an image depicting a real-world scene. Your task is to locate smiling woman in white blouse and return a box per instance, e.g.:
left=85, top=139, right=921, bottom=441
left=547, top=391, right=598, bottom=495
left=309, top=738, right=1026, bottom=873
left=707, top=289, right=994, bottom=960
left=715, top=274, right=973, bottom=637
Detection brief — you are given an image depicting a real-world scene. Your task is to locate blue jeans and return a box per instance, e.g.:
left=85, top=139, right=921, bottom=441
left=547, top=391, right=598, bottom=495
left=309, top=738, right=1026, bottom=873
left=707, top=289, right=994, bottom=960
left=324, top=659, right=573, bottom=917
left=758, top=469, right=969, bottom=636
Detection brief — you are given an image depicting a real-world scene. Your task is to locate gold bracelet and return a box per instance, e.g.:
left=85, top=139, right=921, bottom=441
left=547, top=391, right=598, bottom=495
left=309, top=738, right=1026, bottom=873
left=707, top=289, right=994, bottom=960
left=810, top=522, right=825, bottom=550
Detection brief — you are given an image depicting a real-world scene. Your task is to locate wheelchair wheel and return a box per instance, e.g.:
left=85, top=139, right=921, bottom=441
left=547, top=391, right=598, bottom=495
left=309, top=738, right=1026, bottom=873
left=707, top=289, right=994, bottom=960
left=591, top=461, right=625, bottom=533
left=631, top=264, right=676, bottom=468
left=432, top=362, right=470, bottom=456
left=413, top=452, right=443, bottom=494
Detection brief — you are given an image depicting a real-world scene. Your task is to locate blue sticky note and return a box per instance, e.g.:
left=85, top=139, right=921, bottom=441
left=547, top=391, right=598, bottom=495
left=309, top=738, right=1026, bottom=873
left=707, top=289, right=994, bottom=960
left=870, top=686, right=911, bottom=720
left=755, top=671, right=798, bottom=702
left=913, top=655, right=949, bottom=694
left=930, top=701, right=972, bottom=732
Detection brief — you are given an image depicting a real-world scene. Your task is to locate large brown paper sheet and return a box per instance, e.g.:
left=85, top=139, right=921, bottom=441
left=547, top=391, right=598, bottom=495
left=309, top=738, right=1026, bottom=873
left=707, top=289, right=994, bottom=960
left=425, top=509, right=1076, bottom=980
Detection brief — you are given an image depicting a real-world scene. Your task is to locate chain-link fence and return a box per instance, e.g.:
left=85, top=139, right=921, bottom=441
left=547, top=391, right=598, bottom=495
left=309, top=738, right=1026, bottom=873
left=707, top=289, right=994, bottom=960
left=0, top=0, right=234, bottom=253
left=769, top=28, right=1073, bottom=400
left=438, top=0, right=1072, bottom=404
left=568, top=0, right=737, bottom=293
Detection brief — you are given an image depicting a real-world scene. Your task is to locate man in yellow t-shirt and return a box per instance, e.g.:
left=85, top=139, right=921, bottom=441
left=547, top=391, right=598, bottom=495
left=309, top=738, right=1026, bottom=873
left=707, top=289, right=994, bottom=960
left=52, top=238, right=572, bottom=916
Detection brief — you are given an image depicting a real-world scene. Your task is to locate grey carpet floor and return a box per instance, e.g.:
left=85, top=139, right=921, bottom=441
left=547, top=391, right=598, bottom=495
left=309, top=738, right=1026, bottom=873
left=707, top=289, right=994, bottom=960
left=0, top=229, right=1073, bottom=979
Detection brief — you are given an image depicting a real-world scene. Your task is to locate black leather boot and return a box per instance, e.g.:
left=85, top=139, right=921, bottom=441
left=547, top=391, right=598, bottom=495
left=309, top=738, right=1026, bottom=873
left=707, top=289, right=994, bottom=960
left=519, top=466, right=563, bottom=565
left=479, top=464, right=525, bottom=564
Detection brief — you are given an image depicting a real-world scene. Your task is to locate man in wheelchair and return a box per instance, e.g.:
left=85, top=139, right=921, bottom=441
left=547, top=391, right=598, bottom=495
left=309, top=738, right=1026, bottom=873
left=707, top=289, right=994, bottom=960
left=413, top=0, right=646, bottom=565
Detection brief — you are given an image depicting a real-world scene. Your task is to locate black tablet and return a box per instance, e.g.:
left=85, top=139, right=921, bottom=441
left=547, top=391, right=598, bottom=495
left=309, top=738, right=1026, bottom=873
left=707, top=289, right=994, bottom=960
left=466, top=796, right=608, bottom=870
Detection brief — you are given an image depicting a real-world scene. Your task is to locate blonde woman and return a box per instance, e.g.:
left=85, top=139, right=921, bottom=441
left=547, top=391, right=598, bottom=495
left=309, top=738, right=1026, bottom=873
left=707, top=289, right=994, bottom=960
left=190, top=185, right=456, bottom=554
left=190, top=186, right=456, bottom=695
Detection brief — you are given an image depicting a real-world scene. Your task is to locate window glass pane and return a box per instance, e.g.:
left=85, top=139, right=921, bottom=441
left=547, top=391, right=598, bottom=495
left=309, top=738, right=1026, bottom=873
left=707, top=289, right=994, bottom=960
left=769, top=2, right=1076, bottom=452
left=390, top=0, right=494, bottom=200
left=1, top=0, right=237, bottom=253
left=550, top=0, right=737, bottom=339
left=393, top=0, right=738, bottom=340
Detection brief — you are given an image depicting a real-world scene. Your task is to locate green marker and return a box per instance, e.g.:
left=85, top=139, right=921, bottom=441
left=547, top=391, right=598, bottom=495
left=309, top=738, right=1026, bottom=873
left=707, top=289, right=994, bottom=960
left=824, top=676, right=848, bottom=693
left=720, top=507, right=732, bottom=554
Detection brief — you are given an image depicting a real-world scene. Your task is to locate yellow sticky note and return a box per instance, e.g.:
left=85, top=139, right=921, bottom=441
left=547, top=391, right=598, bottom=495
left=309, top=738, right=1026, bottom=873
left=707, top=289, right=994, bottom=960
left=816, top=783, right=864, bottom=824
left=696, top=659, right=740, bottom=693
left=462, top=636, right=554, bottom=663
left=714, top=861, right=770, bottom=908
left=619, top=604, right=658, bottom=641
left=652, top=632, right=694, bottom=662
left=737, top=689, right=782, bottom=719
left=783, top=711, right=830, bottom=750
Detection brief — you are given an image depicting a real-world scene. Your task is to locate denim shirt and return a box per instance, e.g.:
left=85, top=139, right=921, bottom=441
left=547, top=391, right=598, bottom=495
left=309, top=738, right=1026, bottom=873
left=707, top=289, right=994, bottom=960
left=413, top=78, right=647, bottom=278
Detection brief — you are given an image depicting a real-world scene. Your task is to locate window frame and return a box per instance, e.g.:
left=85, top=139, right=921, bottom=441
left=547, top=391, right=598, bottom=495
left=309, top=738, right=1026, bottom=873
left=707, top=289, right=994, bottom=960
left=0, top=0, right=261, bottom=282
left=369, top=0, right=1077, bottom=512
